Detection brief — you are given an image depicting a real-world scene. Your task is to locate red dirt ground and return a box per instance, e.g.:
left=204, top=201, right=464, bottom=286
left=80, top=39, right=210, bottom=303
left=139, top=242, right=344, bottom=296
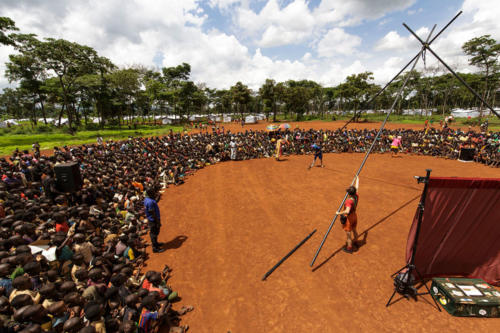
left=5, top=120, right=495, bottom=331
left=146, top=151, right=500, bottom=332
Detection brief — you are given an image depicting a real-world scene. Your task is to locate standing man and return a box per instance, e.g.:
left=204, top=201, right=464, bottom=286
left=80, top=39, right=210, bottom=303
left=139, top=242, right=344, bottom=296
left=308, top=139, right=324, bottom=169
left=144, top=187, right=165, bottom=253
left=336, top=176, right=359, bottom=254
left=230, top=137, right=237, bottom=160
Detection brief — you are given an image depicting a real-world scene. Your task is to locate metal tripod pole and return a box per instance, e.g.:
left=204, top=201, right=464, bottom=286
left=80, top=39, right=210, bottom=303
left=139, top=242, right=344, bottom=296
left=310, top=29, right=435, bottom=267
left=339, top=52, right=421, bottom=132
left=402, top=19, right=500, bottom=119
left=339, top=12, right=463, bottom=132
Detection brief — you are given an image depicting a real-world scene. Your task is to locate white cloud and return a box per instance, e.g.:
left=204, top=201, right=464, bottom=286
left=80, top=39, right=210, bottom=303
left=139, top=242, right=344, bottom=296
left=1, top=0, right=499, bottom=94
left=372, top=57, right=404, bottom=83
left=232, top=0, right=415, bottom=47
left=407, top=8, right=423, bottom=15
left=313, top=0, right=416, bottom=27
left=375, top=31, right=410, bottom=51
left=0, top=45, right=16, bottom=90
left=209, top=0, right=241, bottom=10
left=238, top=0, right=316, bottom=47
left=375, top=27, right=429, bottom=52
left=316, top=28, right=362, bottom=57
left=374, top=0, right=500, bottom=79
left=379, top=18, right=391, bottom=26
left=235, top=0, right=414, bottom=47
left=432, top=0, right=500, bottom=59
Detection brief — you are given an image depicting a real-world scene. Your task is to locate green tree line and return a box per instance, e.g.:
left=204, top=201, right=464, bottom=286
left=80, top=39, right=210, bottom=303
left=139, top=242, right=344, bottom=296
left=1, top=16, right=499, bottom=129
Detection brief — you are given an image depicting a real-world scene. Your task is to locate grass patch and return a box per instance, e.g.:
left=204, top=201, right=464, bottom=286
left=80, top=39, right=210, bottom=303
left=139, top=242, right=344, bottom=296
left=0, top=125, right=184, bottom=156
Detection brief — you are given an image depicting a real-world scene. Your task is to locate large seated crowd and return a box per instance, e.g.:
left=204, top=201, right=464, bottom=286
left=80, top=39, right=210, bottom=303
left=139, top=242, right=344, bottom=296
left=0, top=124, right=498, bottom=332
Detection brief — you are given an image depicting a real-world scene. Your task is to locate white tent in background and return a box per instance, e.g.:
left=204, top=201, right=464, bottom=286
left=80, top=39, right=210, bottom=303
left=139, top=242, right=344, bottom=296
left=1, top=119, right=19, bottom=126
left=402, top=109, right=432, bottom=116
left=188, top=115, right=204, bottom=121
left=223, top=115, right=232, bottom=123
left=244, top=115, right=257, bottom=124
left=450, top=109, right=481, bottom=118
left=208, top=115, right=222, bottom=122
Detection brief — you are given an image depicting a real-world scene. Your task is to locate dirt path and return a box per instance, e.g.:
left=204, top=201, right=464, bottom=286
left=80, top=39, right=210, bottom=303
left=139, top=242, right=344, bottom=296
left=145, top=153, right=500, bottom=332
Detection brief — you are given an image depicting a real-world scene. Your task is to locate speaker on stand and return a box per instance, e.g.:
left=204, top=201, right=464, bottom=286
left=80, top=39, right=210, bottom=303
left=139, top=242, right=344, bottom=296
left=458, top=147, right=475, bottom=162
left=54, top=161, right=83, bottom=192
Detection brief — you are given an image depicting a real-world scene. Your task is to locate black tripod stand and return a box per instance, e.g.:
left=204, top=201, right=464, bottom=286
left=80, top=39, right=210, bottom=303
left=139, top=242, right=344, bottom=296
left=386, top=169, right=441, bottom=311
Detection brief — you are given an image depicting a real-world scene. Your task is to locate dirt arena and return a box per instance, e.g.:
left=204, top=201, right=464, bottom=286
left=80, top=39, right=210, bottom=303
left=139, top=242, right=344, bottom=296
left=145, top=145, right=500, bottom=332
left=5, top=120, right=496, bottom=331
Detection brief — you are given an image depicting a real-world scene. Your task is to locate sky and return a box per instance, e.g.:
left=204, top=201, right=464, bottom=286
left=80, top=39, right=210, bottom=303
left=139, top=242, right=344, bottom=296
left=0, top=0, right=499, bottom=91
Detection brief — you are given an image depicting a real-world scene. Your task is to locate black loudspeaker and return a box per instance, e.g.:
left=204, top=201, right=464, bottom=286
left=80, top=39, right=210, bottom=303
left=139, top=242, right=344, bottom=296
left=458, top=147, right=475, bottom=162
left=54, top=161, right=82, bottom=192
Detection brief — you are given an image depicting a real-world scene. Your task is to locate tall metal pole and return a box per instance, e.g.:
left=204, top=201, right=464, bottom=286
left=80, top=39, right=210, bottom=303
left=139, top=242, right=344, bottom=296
left=262, top=229, right=316, bottom=281
left=310, top=28, right=436, bottom=267
left=338, top=52, right=421, bottom=132
left=403, top=21, right=500, bottom=119
left=428, top=11, right=462, bottom=44
left=340, top=16, right=452, bottom=132
left=408, top=169, right=432, bottom=267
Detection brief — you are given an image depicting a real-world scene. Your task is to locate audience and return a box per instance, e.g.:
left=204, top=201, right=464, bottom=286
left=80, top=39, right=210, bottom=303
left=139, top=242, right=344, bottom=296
left=0, top=124, right=498, bottom=332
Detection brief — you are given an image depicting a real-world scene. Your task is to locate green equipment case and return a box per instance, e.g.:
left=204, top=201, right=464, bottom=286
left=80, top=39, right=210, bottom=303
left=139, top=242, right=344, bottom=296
left=431, top=277, right=500, bottom=317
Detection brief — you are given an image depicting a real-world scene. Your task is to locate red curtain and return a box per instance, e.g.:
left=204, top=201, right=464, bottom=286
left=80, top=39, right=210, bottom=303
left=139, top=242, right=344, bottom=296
left=406, top=177, right=500, bottom=285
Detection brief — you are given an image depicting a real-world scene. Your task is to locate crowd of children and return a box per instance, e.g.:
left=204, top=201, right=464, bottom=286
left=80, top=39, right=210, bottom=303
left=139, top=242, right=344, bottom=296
left=0, top=124, right=498, bottom=332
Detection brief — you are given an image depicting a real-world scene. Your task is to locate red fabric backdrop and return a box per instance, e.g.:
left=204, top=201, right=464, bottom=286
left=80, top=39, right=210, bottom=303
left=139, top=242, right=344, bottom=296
left=406, top=177, right=500, bottom=285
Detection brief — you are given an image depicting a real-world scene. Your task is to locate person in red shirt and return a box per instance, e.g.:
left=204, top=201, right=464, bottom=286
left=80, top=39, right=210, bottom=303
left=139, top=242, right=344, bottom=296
left=336, top=176, right=359, bottom=254
left=54, top=212, right=70, bottom=233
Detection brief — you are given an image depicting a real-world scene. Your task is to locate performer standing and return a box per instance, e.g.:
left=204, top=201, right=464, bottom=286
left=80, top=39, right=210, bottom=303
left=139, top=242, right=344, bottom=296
left=391, top=135, right=403, bottom=157
left=336, top=176, right=359, bottom=254
left=308, top=139, right=324, bottom=169
left=144, top=187, right=165, bottom=253
left=275, top=137, right=286, bottom=161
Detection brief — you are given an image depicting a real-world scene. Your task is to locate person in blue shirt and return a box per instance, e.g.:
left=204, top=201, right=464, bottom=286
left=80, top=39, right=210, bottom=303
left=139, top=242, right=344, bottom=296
left=144, top=187, right=165, bottom=253
left=308, top=139, right=324, bottom=169
left=0, top=264, right=12, bottom=297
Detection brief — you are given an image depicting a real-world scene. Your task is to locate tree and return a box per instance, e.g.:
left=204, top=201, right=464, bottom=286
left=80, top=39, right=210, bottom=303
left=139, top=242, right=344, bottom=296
left=0, top=88, right=23, bottom=120
left=310, top=85, right=326, bottom=118
left=462, top=35, right=500, bottom=117
left=212, top=89, right=232, bottom=116
left=343, top=72, right=375, bottom=113
left=0, top=17, right=18, bottom=46
left=159, top=63, right=194, bottom=122
left=108, top=68, right=141, bottom=126
left=36, top=38, right=102, bottom=128
left=230, top=82, right=251, bottom=119
left=259, top=79, right=278, bottom=121
left=177, top=80, right=201, bottom=120
left=282, top=81, right=313, bottom=120
left=6, top=34, right=48, bottom=124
